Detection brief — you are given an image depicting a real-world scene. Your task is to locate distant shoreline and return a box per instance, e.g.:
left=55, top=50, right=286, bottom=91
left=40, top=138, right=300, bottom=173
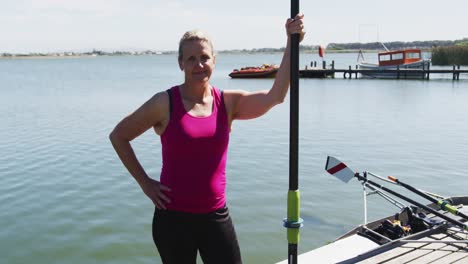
left=0, top=55, right=100, bottom=60
left=0, top=49, right=410, bottom=60
left=0, top=50, right=172, bottom=59
left=3, top=38, right=466, bottom=59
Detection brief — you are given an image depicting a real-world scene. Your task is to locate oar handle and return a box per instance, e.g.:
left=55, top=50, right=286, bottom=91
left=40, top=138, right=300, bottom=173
left=388, top=176, right=399, bottom=183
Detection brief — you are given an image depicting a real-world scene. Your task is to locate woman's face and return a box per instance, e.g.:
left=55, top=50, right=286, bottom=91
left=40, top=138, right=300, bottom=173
left=178, top=40, right=216, bottom=84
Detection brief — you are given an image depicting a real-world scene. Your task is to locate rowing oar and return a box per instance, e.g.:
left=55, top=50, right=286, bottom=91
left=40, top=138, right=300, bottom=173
left=388, top=176, right=468, bottom=221
left=325, top=156, right=468, bottom=231
left=284, top=1, right=302, bottom=264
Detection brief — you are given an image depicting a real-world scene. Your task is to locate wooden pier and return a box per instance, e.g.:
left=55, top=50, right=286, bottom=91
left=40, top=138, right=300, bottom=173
left=300, top=61, right=468, bottom=80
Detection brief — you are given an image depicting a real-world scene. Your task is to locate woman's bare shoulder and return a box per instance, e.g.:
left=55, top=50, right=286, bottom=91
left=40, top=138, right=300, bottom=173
left=149, top=90, right=170, bottom=107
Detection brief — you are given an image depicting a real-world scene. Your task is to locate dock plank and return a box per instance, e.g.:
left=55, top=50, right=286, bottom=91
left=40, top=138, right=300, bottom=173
left=384, top=248, right=433, bottom=264
left=357, top=232, right=465, bottom=263
left=430, top=252, right=468, bottom=264
left=405, top=235, right=462, bottom=263
left=357, top=243, right=426, bottom=263
left=409, top=249, right=454, bottom=264
left=384, top=235, right=446, bottom=264
left=413, top=232, right=468, bottom=264
left=452, top=255, right=468, bottom=263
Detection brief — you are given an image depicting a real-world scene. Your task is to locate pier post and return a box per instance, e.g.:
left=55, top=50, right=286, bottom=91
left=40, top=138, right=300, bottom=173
left=331, top=61, right=335, bottom=78
left=457, top=65, right=461, bottom=80
left=422, top=63, right=426, bottom=80
left=355, top=65, right=358, bottom=79
left=397, top=65, right=400, bottom=79
left=453, top=65, right=456, bottom=80
left=421, top=63, right=425, bottom=80
left=426, top=63, right=430, bottom=80
left=322, top=60, right=326, bottom=69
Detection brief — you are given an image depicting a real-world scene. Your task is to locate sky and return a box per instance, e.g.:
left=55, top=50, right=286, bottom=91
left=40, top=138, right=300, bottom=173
left=2, top=0, right=468, bottom=53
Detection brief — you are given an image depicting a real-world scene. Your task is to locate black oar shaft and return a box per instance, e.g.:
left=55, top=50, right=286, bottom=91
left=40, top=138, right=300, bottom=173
left=393, top=178, right=468, bottom=220
left=398, top=180, right=438, bottom=203
left=355, top=174, right=468, bottom=231
left=288, top=244, right=298, bottom=264
left=289, top=0, right=300, bottom=191
left=288, top=1, right=300, bottom=264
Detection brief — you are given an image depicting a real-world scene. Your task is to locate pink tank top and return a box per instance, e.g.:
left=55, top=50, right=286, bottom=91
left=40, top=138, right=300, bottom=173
left=160, top=86, right=229, bottom=213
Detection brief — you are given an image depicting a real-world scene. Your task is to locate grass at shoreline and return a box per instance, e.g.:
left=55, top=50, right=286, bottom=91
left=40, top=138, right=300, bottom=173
left=432, top=46, right=468, bottom=65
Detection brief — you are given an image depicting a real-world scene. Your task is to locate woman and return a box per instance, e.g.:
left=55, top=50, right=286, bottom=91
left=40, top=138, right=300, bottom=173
left=110, top=14, right=305, bottom=264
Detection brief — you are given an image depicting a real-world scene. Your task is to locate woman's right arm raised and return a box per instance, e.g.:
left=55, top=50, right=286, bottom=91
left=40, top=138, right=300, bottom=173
left=109, top=91, right=171, bottom=209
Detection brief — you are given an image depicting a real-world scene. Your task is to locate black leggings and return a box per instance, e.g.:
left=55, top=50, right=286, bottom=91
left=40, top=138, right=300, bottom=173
left=152, top=206, right=242, bottom=264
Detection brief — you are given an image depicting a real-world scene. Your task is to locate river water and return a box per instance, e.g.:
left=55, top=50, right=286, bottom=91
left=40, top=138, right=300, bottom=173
left=1, top=52, right=467, bottom=263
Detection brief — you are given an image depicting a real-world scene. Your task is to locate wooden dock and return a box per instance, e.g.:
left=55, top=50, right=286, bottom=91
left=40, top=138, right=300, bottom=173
left=300, top=62, right=468, bottom=80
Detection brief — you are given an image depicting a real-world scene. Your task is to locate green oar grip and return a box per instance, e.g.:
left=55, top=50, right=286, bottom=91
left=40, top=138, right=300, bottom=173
left=438, top=200, right=458, bottom=214
left=286, top=190, right=302, bottom=244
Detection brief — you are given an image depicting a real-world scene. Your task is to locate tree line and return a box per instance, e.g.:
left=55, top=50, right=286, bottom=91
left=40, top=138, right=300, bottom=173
left=327, top=38, right=468, bottom=50
left=217, top=38, right=468, bottom=53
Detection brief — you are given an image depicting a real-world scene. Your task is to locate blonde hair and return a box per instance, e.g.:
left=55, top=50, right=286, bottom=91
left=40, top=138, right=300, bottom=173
left=178, top=30, right=214, bottom=60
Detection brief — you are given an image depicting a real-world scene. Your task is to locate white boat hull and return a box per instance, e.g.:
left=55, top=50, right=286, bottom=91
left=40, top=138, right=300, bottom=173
left=358, top=60, right=431, bottom=79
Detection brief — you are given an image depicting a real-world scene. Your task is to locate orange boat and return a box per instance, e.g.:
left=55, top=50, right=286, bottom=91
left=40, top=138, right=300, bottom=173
left=229, top=64, right=279, bottom=78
